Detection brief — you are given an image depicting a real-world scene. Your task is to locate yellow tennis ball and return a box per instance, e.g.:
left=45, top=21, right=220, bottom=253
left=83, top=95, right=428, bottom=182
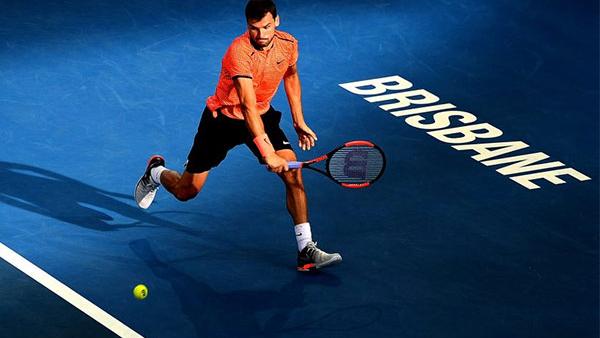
left=133, top=284, right=148, bottom=300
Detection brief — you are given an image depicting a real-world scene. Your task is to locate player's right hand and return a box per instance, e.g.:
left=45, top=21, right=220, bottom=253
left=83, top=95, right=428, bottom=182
left=265, top=153, right=289, bottom=173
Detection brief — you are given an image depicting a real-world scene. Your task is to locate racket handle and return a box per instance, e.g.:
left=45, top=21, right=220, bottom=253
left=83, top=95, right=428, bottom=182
left=288, top=161, right=303, bottom=169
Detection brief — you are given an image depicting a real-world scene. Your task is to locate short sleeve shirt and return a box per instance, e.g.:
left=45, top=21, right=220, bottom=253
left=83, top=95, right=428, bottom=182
left=206, top=30, right=299, bottom=119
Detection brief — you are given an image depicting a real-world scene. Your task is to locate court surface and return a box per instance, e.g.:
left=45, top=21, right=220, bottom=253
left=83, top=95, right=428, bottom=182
left=1, top=1, right=598, bottom=337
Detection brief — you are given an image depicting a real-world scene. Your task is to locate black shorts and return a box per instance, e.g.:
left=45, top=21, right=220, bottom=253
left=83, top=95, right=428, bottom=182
left=185, top=106, right=293, bottom=173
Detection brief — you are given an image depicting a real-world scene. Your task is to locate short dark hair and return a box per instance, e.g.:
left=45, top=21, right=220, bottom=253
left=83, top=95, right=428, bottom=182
left=245, top=0, right=277, bottom=22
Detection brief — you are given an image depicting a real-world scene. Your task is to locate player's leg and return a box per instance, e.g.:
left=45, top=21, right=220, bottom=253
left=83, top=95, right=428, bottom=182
left=275, top=149, right=307, bottom=224
left=159, top=169, right=208, bottom=202
left=275, top=149, right=342, bottom=271
left=245, top=107, right=342, bottom=271
left=134, top=155, right=209, bottom=208
left=135, top=106, right=238, bottom=208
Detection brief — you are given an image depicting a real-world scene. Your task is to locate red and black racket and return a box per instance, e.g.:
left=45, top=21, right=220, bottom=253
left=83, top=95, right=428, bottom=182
left=288, top=140, right=386, bottom=188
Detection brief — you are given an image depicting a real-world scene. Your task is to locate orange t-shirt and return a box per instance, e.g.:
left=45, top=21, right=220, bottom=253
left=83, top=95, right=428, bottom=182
left=206, top=30, right=299, bottom=119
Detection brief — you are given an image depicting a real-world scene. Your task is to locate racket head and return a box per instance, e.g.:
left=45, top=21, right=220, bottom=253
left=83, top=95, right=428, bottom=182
left=325, top=140, right=386, bottom=188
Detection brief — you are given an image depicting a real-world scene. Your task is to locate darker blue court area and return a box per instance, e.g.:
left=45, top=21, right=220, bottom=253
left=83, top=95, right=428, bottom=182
left=1, top=1, right=598, bottom=337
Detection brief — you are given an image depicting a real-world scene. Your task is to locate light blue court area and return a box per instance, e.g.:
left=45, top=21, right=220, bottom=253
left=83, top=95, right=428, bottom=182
left=1, top=1, right=598, bottom=337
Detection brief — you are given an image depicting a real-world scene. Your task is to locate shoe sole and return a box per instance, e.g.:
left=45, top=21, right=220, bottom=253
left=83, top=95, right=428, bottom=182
left=297, top=254, right=342, bottom=272
left=134, top=176, right=157, bottom=209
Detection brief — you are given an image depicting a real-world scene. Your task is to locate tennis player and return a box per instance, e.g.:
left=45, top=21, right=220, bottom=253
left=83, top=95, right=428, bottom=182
left=135, top=0, right=341, bottom=271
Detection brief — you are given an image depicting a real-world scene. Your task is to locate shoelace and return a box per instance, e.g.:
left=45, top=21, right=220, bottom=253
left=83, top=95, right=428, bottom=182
left=142, top=175, right=158, bottom=189
left=305, top=242, right=326, bottom=260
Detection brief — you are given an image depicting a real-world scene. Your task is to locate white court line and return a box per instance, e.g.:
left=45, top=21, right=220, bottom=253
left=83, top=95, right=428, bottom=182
left=0, top=242, right=143, bottom=338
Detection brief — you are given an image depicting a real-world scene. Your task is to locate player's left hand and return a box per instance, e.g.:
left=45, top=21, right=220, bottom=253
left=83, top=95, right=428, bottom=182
left=294, top=123, right=317, bottom=151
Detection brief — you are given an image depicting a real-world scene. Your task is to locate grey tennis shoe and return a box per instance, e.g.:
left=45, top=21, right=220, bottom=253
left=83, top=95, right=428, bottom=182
left=134, top=155, right=165, bottom=209
left=297, top=241, right=342, bottom=272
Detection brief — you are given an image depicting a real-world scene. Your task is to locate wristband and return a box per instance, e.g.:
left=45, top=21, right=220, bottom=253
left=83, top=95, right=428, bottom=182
left=253, top=133, right=275, bottom=157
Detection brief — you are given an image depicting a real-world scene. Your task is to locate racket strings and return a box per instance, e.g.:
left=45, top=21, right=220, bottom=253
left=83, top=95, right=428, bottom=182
left=327, top=146, right=385, bottom=184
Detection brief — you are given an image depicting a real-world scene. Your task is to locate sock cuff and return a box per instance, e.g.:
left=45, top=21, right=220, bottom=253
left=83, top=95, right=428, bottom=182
left=294, top=222, right=312, bottom=235
left=294, top=222, right=312, bottom=251
left=150, top=166, right=167, bottom=184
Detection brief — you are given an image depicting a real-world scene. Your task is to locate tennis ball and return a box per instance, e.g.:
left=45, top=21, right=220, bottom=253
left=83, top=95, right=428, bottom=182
left=133, top=284, right=148, bottom=300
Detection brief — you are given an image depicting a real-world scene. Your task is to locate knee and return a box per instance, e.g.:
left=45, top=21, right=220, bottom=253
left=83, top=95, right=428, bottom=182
left=174, top=186, right=201, bottom=202
left=280, top=169, right=304, bottom=189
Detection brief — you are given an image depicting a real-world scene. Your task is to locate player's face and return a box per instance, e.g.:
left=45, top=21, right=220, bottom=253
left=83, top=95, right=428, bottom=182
left=247, top=12, right=279, bottom=49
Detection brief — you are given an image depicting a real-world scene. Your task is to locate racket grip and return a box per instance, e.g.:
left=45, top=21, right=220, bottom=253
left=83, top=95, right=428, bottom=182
left=288, top=161, right=303, bottom=169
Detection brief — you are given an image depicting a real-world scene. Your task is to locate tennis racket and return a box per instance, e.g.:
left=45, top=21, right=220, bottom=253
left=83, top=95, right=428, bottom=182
left=288, top=140, right=386, bottom=188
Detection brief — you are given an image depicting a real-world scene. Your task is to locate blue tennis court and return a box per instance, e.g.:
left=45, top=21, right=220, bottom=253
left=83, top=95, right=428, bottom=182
left=1, top=0, right=598, bottom=337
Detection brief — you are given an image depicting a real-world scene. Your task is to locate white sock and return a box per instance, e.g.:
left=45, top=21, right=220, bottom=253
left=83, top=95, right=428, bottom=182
left=150, top=166, right=167, bottom=184
left=294, top=222, right=313, bottom=251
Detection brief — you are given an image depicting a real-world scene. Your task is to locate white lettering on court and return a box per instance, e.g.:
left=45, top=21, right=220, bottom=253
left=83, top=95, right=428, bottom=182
left=339, top=75, right=592, bottom=190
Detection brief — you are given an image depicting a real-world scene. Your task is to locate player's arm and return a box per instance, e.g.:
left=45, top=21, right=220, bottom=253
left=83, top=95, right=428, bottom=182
left=283, top=64, right=317, bottom=151
left=233, top=76, right=288, bottom=173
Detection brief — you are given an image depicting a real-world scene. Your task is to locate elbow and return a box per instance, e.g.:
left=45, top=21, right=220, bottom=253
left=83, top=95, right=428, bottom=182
left=284, top=74, right=299, bottom=85
left=240, top=101, right=254, bottom=110
left=284, top=77, right=301, bottom=92
left=240, top=102, right=257, bottom=118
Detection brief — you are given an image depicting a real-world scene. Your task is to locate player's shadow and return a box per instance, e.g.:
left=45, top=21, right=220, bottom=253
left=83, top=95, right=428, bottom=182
left=0, top=161, right=199, bottom=235
left=129, top=239, right=385, bottom=338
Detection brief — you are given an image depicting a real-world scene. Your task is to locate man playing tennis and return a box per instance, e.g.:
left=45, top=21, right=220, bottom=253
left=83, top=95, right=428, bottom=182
left=135, top=0, right=342, bottom=272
